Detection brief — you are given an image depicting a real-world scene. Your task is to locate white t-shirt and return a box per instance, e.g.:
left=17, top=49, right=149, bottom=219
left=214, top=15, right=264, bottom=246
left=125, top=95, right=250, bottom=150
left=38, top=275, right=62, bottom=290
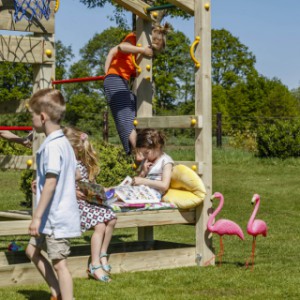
left=146, top=153, right=174, bottom=182
left=35, top=129, right=81, bottom=239
left=145, top=153, right=174, bottom=198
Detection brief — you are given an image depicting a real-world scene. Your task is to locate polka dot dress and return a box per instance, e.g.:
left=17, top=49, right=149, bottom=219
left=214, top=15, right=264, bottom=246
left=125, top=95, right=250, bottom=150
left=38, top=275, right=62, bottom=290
left=76, top=162, right=116, bottom=232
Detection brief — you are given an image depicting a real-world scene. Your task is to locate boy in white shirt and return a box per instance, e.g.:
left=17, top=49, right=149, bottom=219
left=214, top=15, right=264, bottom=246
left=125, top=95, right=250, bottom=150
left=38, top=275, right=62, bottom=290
left=26, top=88, right=81, bottom=300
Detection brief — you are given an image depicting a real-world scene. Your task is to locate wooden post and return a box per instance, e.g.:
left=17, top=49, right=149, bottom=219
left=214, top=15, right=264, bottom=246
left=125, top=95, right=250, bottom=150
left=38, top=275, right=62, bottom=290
left=135, top=17, right=153, bottom=117
left=216, top=112, right=222, bottom=148
left=31, top=33, right=55, bottom=211
left=134, top=16, right=154, bottom=242
left=194, top=0, right=214, bottom=265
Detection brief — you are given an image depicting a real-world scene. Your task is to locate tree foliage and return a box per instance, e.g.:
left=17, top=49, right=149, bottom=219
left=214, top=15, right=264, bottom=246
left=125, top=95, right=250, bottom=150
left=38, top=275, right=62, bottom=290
left=55, top=40, right=74, bottom=81
left=0, top=62, right=32, bottom=103
left=212, top=29, right=256, bottom=89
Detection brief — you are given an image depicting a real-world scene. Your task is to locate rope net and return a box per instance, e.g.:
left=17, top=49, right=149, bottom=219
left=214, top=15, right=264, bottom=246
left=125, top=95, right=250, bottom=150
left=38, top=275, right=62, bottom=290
left=13, top=0, right=51, bottom=22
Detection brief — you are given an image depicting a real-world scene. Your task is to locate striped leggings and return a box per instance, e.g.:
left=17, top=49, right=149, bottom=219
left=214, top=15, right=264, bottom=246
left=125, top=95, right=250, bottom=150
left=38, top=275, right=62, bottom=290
left=104, top=75, right=136, bottom=155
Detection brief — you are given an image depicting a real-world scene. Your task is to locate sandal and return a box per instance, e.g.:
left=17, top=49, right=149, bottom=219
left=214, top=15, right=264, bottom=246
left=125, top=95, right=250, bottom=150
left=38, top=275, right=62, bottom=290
left=100, top=253, right=112, bottom=273
left=87, top=264, right=110, bottom=282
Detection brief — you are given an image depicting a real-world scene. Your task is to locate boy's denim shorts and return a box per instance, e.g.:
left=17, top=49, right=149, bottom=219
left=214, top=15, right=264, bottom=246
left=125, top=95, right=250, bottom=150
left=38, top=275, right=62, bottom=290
left=29, top=234, right=71, bottom=260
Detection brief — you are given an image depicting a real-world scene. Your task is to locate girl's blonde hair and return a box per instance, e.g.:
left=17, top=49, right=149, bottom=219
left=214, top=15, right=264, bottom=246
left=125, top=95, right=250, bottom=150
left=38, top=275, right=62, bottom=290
left=63, top=127, right=100, bottom=181
left=152, top=22, right=171, bottom=51
left=136, top=128, right=166, bottom=150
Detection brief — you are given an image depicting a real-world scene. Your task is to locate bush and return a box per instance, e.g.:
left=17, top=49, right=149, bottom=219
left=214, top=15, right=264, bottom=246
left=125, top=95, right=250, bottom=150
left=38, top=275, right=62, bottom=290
left=256, top=119, right=300, bottom=158
left=19, top=170, right=34, bottom=208
left=228, top=129, right=257, bottom=153
left=96, top=142, right=135, bottom=187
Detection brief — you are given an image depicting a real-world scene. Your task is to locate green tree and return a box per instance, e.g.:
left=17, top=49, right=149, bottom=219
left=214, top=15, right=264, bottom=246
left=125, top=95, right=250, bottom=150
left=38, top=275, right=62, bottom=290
left=76, top=26, right=193, bottom=111
left=63, top=59, right=106, bottom=135
left=0, top=62, right=32, bottom=103
left=154, top=30, right=194, bottom=110
left=212, top=29, right=256, bottom=89
left=80, top=27, right=129, bottom=77
left=55, top=40, right=74, bottom=81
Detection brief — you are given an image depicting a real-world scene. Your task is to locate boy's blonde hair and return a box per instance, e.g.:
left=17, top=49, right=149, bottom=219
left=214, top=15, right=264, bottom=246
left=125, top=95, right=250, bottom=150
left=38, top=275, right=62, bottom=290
left=63, top=127, right=100, bottom=182
left=29, top=88, right=66, bottom=123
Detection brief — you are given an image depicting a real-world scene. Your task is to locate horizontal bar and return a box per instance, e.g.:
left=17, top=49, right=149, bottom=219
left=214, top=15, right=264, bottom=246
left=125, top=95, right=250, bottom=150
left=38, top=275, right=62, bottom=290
left=0, top=126, right=32, bottom=131
left=146, top=4, right=175, bottom=12
left=135, top=115, right=203, bottom=129
left=52, top=76, right=105, bottom=85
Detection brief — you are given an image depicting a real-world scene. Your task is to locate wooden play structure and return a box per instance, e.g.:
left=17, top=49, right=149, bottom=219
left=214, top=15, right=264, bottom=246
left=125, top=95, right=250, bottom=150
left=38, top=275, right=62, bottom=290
left=0, top=0, right=213, bottom=286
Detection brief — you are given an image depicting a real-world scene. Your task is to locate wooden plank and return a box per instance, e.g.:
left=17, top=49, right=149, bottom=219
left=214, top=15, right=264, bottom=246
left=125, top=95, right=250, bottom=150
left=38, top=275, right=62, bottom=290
left=0, top=220, right=29, bottom=236
left=0, top=0, right=55, bottom=33
left=0, top=246, right=196, bottom=286
left=0, top=35, right=54, bottom=64
left=0, top=155, right=34, bottom=170
left=0, top=210, right=31, bottom=221
left=113, top=0, right=152, bottom=20
left=194, top=0, right=214, bottom=266
left=0, top=209, right=196, bottom=236
left=32, top=35, right=55, bottom=89
left=0, top=99, right=29, bottom=114
left=116, top=209, right=195, bottom=228
left=136, top=115, right=203, bottom=129
left=166, top=0, right=194, bottom=15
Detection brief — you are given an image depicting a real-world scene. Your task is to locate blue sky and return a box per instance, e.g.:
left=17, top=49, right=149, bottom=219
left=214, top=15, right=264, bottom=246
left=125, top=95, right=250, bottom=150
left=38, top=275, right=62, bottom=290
left=56, top=0, right=300, bottom=90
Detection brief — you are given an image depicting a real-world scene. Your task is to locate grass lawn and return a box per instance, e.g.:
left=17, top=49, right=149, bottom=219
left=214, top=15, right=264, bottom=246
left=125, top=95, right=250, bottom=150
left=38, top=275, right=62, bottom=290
left=0, top=147, right=300, bottom=299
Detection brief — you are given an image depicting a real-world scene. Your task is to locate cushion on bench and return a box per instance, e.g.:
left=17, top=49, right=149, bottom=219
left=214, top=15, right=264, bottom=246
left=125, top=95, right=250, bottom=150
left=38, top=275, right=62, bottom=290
left=162, top=164, right=206, bottom=209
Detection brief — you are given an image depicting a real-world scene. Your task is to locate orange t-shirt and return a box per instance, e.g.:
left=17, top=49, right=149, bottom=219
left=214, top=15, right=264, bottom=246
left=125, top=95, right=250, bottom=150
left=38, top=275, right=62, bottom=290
left=106, top=32, right=137, bottom=81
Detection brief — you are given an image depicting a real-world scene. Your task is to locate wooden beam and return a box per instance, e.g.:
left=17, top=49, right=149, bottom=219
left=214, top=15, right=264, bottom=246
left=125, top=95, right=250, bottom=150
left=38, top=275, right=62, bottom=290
left=0, top=99, right=29, bottom=114
left=0, top=155, right=34, bottom=170
left=135, top=17, right=153, bottom=117
left=0, top=245, right=196, bottom=286
left=0, top=209, right=196, bottom=236
left=0, top=210, right=31, bottom=221
left=0, top=35, right=54, bottom=64
left=113, top=0, right=152, bottom=20
left=136, top=115, right=202, bottom=129
left=166, top=0, right=194, bottom=15
left=194, top=0, right=214, bottom=266
left=0, top=0, right=55, bottom=33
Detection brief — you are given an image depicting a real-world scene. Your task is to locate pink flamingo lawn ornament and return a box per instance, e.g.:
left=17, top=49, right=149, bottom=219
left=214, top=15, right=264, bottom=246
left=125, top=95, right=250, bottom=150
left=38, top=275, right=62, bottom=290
left=246, top=194, right=268, bottom=271
left=206, top=192, right=244, bottom=266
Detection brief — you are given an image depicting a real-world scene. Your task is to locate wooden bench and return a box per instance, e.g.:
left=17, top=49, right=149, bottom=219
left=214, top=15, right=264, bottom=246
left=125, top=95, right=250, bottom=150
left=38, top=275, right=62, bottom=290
left=0, top=208, right=202, bottom=287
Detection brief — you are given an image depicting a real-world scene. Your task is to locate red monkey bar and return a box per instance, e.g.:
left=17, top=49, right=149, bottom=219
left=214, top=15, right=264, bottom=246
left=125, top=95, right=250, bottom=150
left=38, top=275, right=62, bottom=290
left=0, top=126, right=32, bottom=131
left=52, top=76, right=105, bottom=85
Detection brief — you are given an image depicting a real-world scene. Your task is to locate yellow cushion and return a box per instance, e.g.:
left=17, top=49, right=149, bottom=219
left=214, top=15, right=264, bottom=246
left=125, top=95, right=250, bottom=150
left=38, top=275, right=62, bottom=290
left=162, top=164, right=206, bottom=209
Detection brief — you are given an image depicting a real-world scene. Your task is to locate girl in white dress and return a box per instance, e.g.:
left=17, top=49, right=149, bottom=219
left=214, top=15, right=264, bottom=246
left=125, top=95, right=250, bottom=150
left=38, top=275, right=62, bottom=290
left=132, top=128, right=174, bottom=199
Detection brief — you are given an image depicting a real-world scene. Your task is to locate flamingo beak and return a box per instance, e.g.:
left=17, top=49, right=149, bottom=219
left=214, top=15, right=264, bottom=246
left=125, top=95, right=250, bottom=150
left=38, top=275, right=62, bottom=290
left=251, top=196, right=256, bottom=204
left=210, top=195, right=215, bottom=202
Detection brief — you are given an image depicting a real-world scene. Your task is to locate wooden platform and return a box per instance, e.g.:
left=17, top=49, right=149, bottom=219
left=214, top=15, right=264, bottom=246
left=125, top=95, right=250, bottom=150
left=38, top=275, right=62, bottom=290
left=0, top=240, right=196, bottom=287
left=0, top=208, right=199, bottom=286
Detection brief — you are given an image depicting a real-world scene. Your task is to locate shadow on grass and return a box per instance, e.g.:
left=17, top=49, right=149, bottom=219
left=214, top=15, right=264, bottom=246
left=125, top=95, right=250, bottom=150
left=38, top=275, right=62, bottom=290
left=212, top=260, right=246, bottom=268
left=18, top=289, right=49, bottom=300
left=83, top=233, right=134, bottom=244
